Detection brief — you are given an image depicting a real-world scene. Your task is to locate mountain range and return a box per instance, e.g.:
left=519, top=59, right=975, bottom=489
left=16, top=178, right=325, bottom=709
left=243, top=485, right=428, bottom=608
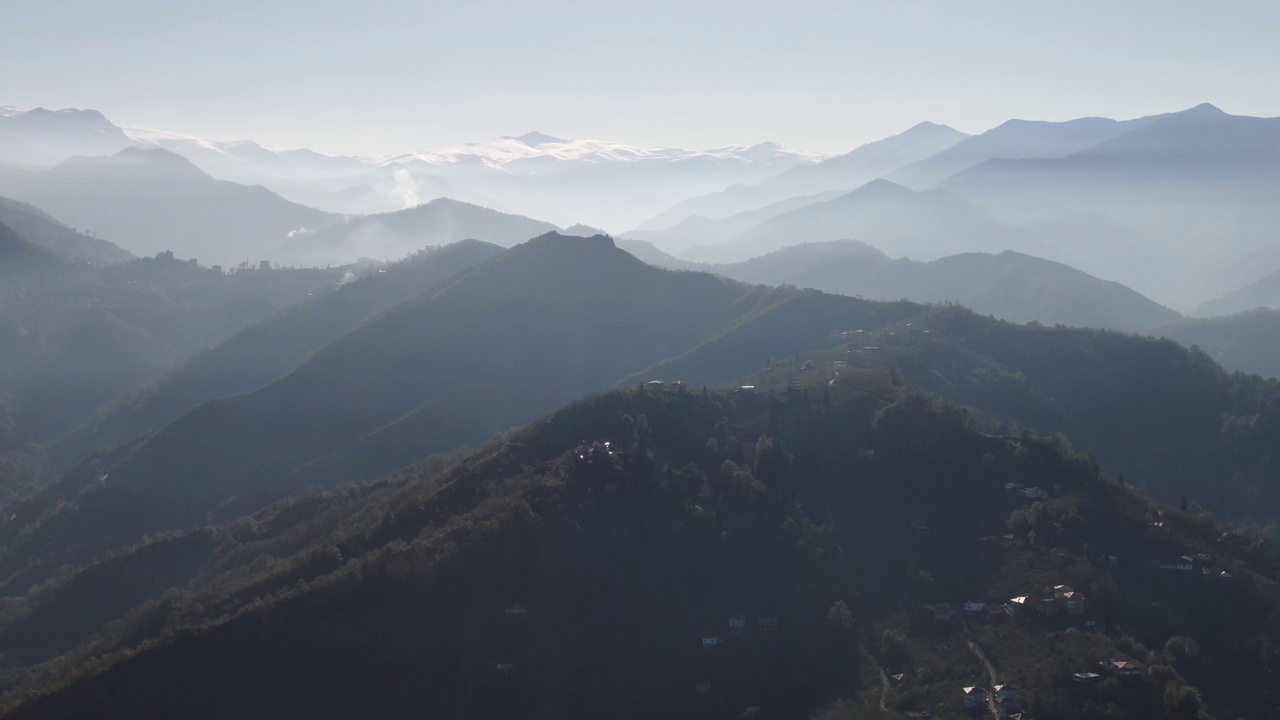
left=6, top=102, right=1280, bottom=313
left=6, top=233, right=1278, bottom=587
left=272, top=198, right=559, bottom=266
left=6, top=90, right=1280, bottom=719
left=1, top=107, right=822, bottom=230
left=0, top=148, right=341, bottom=265
left=0, top=197, right=133, bottom=266
left=634, top=121, right=969, bottom=234
left=663, top=179, right=1042, bottom=264
left=0, top=228, right=1276, bottom=717
left=3, top=382, right=1276, bottom=719
left=711, top=240, right=1182, bottom=333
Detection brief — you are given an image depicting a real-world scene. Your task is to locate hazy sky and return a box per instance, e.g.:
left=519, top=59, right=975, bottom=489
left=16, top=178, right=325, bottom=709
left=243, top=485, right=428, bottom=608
left=3, top=0, right=1278, bottom=156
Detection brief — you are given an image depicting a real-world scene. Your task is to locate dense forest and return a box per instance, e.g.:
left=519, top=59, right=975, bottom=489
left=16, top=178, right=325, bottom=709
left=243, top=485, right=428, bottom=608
left=0, top=382, right=1276, bottom=718
left=0, top=226, right=1277, bottom=719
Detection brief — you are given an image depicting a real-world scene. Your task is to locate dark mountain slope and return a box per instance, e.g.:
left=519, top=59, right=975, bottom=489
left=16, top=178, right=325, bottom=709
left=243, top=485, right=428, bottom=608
left=54, top=240, right=505, bottom=467
left=0, top=256, right=340, bottom=447
left=0, top=235, right=844, bottom=574
left=1159, top=308, right=1280, bottom=380
left=2, top=385, right=1276, bottom=719
left=0, top=197, right=133, bottom=266
left=0, top=224, right=62, bottom=276
left=0, top=149, right=340, bottom=263
left=272, top=197, right=560, bottom=266
left=714, top=241, right=1182, bottom=332
left=832, top=308, right=1280, bottom=524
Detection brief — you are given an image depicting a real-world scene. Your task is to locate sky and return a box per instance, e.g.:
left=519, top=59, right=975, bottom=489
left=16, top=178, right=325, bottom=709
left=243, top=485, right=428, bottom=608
left=3, top=0, right=1279, bottom=156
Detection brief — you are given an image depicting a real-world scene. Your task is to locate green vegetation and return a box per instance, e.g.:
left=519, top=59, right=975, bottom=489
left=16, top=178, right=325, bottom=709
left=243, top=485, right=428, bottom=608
left=0, top=233, right=1278, bottom=718
left=0, top=382, right=1275, bottom=718
left=0, top=251, right=340, bottom=448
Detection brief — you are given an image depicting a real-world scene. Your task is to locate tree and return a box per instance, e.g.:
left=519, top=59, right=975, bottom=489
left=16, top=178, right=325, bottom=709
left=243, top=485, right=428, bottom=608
left=828, top=600, right=854, bottom=630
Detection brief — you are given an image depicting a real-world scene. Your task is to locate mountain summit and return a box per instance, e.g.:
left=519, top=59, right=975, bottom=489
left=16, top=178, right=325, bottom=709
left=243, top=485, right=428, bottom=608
left=504, top=131, right=569, bottom=146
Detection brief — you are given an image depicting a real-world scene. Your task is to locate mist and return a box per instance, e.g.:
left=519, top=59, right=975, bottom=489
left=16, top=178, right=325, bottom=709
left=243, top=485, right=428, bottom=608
left=5, top=5, right=1280, bottom=717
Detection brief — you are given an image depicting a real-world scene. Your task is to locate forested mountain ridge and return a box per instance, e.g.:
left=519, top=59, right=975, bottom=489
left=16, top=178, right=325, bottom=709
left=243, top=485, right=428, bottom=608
left=54, top=240, right=505, bottom=468
left=0, top=224, right=62, bottom=276
left=706, top=241, right=1181, bottom=333
left=8, top=233, right=1280, bottom=598
left=0, top=253, right=342, bottom=449
left=0, top=197, right=132, bottom=266
left=0, top=383, right=1276, bottom=719
left=2, top=234, right=894, bottom=580
left=810, top=308, right=1280, bottom=525
left=1158, top=308, right=1280, bottom=381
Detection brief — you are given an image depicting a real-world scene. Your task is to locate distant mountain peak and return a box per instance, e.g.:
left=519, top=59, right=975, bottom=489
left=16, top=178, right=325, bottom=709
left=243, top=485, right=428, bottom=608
left=903, top=121, right=961, bottom=135
left=564, top=223, right=609, bottom=237
left=1180, top=102, right=1226, bottom=117
left=111, top=146, right=208, bottom=173
left=851, top=178, right=911, bottom=196
left=504, top=131, right=568, bottom=147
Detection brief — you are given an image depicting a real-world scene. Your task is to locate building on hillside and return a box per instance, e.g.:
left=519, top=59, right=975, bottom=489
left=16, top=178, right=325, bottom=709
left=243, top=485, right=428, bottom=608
left=1037, top=598, right=1060, bottom=617
left=504, top=604, right=528, bottom=618
left=1063, top=592, right=1086, bottom=615
left=728, top=615, right=747, bottom=634
left=1052, top=585, right=1074, bottom=599
left=1147, top=521, right=1170, bottom=538
left=758, top=616, right=778, bottom=633
left=1175, top=556, right=1195, bottom=571
left=911, top=519, right=931, bottom=536
left=493, top=662, right=514, bottom=674
left=993, top=685, right=1022, bottom=712
left=702, top=635, right=720, bottom=647
left=646, top=380, right=665, bottom=390
left=834, top=360, right=848, bottom=370
left=787, top=377, right=801, bottom=390
left=962, top=686, right=989, bottom=711
left=857, top=448, right=876, bottom=459
left=1024, top=487, right=1049, bottom=501
left=695, top=680, right=712, bottom=694
left=737, top=385, right=756, bottom=393
left=1073, top=672, right=1101, bottom=684
left=888, top=673, right=907, bottom=687
left=1101, top=658, right=1142, bottom=677
left=964, top=601, right=987, bottom=614
left=668, top=380, right=686, bottom=391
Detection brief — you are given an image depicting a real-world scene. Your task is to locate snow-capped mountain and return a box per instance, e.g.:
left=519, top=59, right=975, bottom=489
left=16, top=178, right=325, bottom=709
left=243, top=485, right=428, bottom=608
left=0, top=106, right=821, bottom=229
left=388, top=131, right=820, bottom=170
